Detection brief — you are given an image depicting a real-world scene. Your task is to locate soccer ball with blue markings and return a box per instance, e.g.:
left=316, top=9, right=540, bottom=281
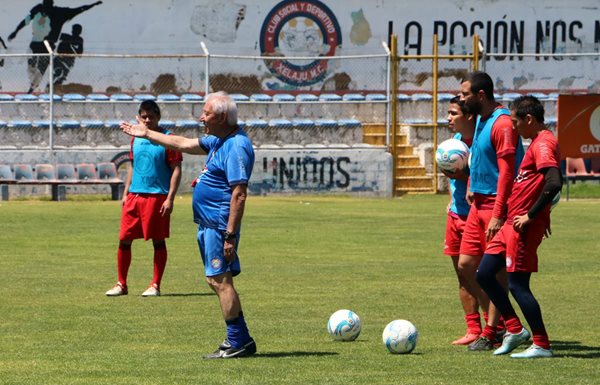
left=436, top=138, right=470, bottom=172
left=327, top=309, right=361, bottom=341
left=382, top=319, right=419, bottom=354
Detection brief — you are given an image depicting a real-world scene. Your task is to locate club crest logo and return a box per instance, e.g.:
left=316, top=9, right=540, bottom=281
left=211, top=258, right=222, bottom=270
left=260, top=0, right=342, bottom=87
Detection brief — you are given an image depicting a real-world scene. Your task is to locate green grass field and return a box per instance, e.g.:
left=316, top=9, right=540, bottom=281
left=1, top=194, right=599, bottom=385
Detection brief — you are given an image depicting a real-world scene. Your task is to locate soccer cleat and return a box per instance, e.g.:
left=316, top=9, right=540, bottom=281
left=467, top=336, right=494, bottom=351
left=452, top=333, right=479, bottom=345
left=510, top=344, right=553, bottom=358
left=204, top=338, right=257, bottom=359
left=141, top=284, right=160, bottom=297
left=493, top=328, right=531, bottom=355
left=105, top=283, right=128, bottom=296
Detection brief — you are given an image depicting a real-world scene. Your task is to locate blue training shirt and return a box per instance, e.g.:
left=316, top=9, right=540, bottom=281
left=449, top=133, right=471, bottom=217
left=192, top=129, right=254, bottom=230
left=129, top=129, right=177, bottom=194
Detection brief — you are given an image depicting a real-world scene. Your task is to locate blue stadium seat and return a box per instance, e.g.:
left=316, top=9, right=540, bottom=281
left=245, top=119, right=268, bottom=129
left=87, top=93, right=110, bottom=101
left=546, top=117, right=557, bottom=126
left=0, top=164, right=14, bottom=181
left=315, top=119, right=337, bottom=129
left=81, top=119, right=104, bottom=129
left=547, top=92, right=559, bottom=101
left=403, top=118, right=429, bottom=125
left=501, top=92, right=522, bottom=102
left=14, top=164, right=34, bottom=181
left=133, top=94, right=156, bottom=101
left=437, top=93, right=456, bottom=101
left=97, top=162, right=120, bottom=180
left=296, top=93, right=318, bottom=102
left=0, top=120, right=7, bottom=129
left=9, top=120, right=33, bottom=129
left=35, top=164, right=56, bottom=181
left=437, top=118, right=449, bottom=125
left=180, top=93, right=204, bottom=102
left=15, top=94, right=38, bottom=101
left=250, top=93, right=272, bottom=102
left=319, top=93, right=342, bottom=101
left=0, top=94, right=14, bottom=101
left=77, top=163, right=99, bottom=181
left=366, top=93, right=387, bottom=101
left=397, top=93, right=410, bottom=102
left=237, top=120, right=246, bottom=130
left=56, top=164, right=77, bottom=181
left=342, top=93, right=366, bottom=101
left=291, top=118, right=315, bottom=129
left=110, top=93, right=133, bottom=102
left=39, top=94, right=62, bottom=101
left=494, top=93, right=502, bottom=101
left=62, top=93, right=85, bottom=102
left=32, top=120, right=51, bottom=129
left=229, top=94, right=250, bottom=102
left=273, top=94, right=295, bottom=102
left=104, top=119, right=122, bottom=129
left=57, top=119, right=80, bottom=129
left=175, top=119, right=199, bottom=129
left=337, top=118, right=361, bottom=128
left=269, top=118, right=292, bottom=129
left=157, top=94, right=180, bottom=102
left=527, top=92, right=548, bottom=100
left=160, top=120, right=176, bottom=130
left=411, top=93, right=433, bottom=101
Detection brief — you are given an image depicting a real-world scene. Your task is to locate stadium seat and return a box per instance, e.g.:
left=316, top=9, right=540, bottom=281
left=547, top=92, right=559, bottom=101
left=245, top=119, right=268, bottom=129
left=0, top=165, right=14, bottom=181
left=80, top=119, right=104, bottom=129
left=175, top=119, right=200, bottom=129
left=411, top=93, right=433, bottom=101
left=337, top=118, right=361, bottom=129
left=57, top=119, right=80, bottom=129
left=396, top=93, right=410, bottom=102
left=342, top=93, right=366, bottom=101
left=97, top=162, right=121, bottom=180
left=62, top=93, right=86, bottom=102
left=291, top=118, right=315, bottom=129
left=566, top=157, right=590, bottom=176
left=237, top=120, right=246, bottom=130
left=546, top=117, right=557, bottom=126
left=501, top=93, right=522, bottom=102
left=157, top=94, right=180, bottom=102
left=39, top=94, right=62, bottom=101
left=104, top=119, right=122, bottom=130
left=250, top=93, right=272, bottom=102
left=315, top=119, right=337, bottom=129
left=365, top=93, right=387, bottom=101
left=133, top=94, right=156, bottom=101
left=319, top=93, right=342, bottom=101
left=110, top=93, right=133, bottom=102
left=35, top=164, right=56, bottom=181
left=0, top=120, right=7, bottom=129
left=437, top=93, right=455, bottom=101
left=77, top=163, right=99, bottom=181
left=269, top=118, right=292, bottom=130
left=14, top=164, right=34, bottom=181
left=0, top=94, right=14, bottom=101
left=56, top=164, right=77, bottom=181
left=527, top=92, right=548, bottom=100
left=32, top=120, right=51, bottom=129
left=229, top=94, right=250, bottom=102
left=87, top=93, right=110, bottom=101
left=273, top=94, right=295, bottom=102
left=8, top=120, right=33, bottom=129
left=180, top=93, right=204, bottom=102
left=160, top=120, right=176, bottom=130
left=296, top=93, right=319, bottom=102
left=403, top=118, right=429, bottom=125
left=15, top=94, right=38, bottom=101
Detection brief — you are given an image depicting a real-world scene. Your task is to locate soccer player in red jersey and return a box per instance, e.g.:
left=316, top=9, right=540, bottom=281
left=458, top=72, right=524, bottom=351
left=476, top=95, right=561, bottom=358
left=106, top=100, right=182, bottom=297
left=442, top=97, right=481, bottom=345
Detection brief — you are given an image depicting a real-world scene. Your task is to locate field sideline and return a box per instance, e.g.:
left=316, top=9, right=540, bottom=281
left=0, top=194, right=598, bottom=385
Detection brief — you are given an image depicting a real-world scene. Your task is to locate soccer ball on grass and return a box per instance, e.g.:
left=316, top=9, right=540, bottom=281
left=382, top=319, right=419, bottom=354
left=327, top=309, right=361, bottom=341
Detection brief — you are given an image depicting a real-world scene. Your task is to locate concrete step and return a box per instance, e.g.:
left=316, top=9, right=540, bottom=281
left=396, top=165, right=427, bottom=176
left=395, top=175, right=434, bottom=189
left=396, top=155, right=421, bottom=167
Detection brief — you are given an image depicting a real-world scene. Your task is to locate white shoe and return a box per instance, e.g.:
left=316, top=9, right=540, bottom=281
left=105, top=283, right=128, bottom=296
left=142, top=284, right=160, bottom=297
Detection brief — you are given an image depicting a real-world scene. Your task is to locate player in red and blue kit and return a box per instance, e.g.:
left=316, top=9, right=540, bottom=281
left=120, top=92, right=256, bottom=359
left=442, top=97, right=481, bottom=345
left=106, top=100, right=182, bottom=297
left=477, top=95, right=561, bottom=358
left=458, top=71, right=525, bottom=351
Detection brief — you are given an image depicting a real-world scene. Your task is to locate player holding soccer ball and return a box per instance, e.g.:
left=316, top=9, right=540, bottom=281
left=458, top=72, right=524, bottom=351
left=476, top=96, right=561, bottom=358
left=442, top=96, right=482, bottom=345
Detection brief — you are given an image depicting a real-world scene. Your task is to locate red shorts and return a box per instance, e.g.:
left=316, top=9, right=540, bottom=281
left=444, top=213, right=467, bottom=256
left=485, top=220, right=546, bottom=272
left=459, top=204, right=493, bottom=257
left=119, top=193, right=170, bottom=241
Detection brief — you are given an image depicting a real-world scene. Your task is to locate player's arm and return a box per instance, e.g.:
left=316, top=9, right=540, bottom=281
left=121, top=162, right=133, bottom=206
left=513, top=167, right=562, bottom=232
left=68, top=1, right=103, bottom=18
left=121, top=119, right=207, bottom=155
left=160, top=162, right=182, bottom=217
left=223, top=183, right=248, bottom=263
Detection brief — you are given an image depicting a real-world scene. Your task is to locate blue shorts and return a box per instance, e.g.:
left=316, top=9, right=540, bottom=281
left=196, top=225, right=241, bottom=277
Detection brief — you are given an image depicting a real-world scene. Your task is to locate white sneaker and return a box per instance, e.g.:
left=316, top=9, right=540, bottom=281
left=142, top=285, right=160, bottom=297
left=105, top=283, right=128, bottom=296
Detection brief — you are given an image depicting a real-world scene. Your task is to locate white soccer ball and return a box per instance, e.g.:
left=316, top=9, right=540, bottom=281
left=327, top=309, right=362, bottom=341
left=436, top=138, right=470, bottom=172
left=382, top=319, right=419, bottom=354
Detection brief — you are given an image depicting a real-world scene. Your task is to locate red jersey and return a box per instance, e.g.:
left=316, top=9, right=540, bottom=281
left=507, top=130, right=560, bottom=222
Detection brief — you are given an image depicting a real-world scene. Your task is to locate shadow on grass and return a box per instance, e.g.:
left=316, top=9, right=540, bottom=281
left=254, top=351, right=339, bottom=358
left=161, top=292, right=215, bottom=297
left=552, top=340, right=600, bottom=359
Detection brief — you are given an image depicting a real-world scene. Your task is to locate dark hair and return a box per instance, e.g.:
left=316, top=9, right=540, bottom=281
left=449, top=95, right=471, bottom=115
left=72, top=24, right=82, bottom=35
left=138, top=100, right=161, bottom=117
left=463, top=71, right=495, bottom=100
left=511, top=95, right=545, bottom=123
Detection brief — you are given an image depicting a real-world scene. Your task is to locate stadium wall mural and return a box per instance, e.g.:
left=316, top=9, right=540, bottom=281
left=0, top=0, right=599, bottom=93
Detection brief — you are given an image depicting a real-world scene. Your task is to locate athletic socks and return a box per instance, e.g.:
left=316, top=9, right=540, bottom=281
left=532, top=329, right=551, bottom=349
left=465, top=312, right=482, bottom=335
left=117, top=243, right=132, bottom=287
left=503, top=315, right=524, bottom=335
left=481, top=325, right=497, bottom=341
left=226, top=312, right=251, bottom=349
left=152, top=243, right=168, bottom=289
